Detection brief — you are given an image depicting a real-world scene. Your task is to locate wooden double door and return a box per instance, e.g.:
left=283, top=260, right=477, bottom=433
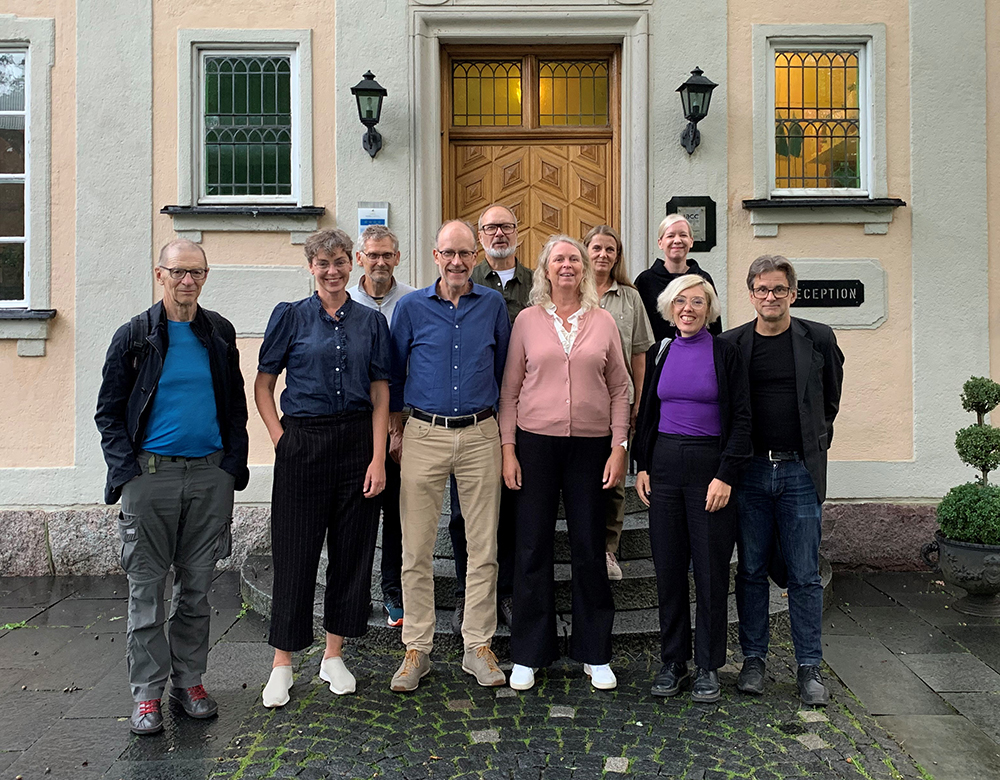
left=443, top=47, right=621, bottom=266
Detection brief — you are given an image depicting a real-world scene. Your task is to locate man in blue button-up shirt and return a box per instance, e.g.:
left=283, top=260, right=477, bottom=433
left=387, top=220, right=511, bottom=692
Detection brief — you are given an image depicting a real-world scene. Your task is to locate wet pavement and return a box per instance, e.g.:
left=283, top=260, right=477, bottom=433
left=0, top=571, right=997, bottom=779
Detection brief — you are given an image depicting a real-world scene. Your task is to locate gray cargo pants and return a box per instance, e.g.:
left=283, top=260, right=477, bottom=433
left=119, top=450, right=234, bottom=701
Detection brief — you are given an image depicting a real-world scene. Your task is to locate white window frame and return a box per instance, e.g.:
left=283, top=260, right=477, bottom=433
left=197, top=47, right=300, bottom=205
left=752, top=24, right=888, bottom=202
left=768, top=39, right=870, bottom=198
left=0, top=45, right=29, bottom=307
left=173, top=30, right=316, bottom=236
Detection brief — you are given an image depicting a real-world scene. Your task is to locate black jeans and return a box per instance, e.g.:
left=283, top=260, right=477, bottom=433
left=510, top=429, right=614, bottom=668
left=449, top=474, right=515, bottom=600
left=648, top=434, right=736, bottom=670
left=379, top=440, right=403, bottom=603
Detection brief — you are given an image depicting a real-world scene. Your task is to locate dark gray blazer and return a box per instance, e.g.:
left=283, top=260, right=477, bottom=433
left=719, top=317, right=844, bottom=502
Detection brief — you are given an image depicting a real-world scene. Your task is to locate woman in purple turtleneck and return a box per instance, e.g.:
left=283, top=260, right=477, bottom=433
left=633, top=275, right=752, bottom=703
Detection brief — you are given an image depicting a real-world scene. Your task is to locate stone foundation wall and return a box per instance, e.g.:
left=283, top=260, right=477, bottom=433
left=0, top=505, right=271, bottom=577
left=1, top=500, right=938, bottom=577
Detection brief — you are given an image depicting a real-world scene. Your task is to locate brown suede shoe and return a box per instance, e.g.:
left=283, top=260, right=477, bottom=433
left=462, top=645, right=506, bottom=687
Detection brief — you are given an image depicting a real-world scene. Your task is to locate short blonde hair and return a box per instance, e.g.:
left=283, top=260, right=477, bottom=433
left=656, top=274, right=721, bottom=326
left=657, top=213, right=693, bottom=241
left=529, top=235, right=600, bottom=312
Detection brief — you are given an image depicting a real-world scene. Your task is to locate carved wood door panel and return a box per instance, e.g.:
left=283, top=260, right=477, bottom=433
left=451, top=142, right=611, bottom=266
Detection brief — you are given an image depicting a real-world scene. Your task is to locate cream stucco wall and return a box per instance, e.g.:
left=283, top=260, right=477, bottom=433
left=150, top=1, right=336, bottom=469
left=0, top=2, right=76, bottom=468
left=727, top=0, right=913, bottom=463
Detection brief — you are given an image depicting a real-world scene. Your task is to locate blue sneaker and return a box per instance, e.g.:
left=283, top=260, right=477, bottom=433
left=384, top=596, right=404, bottom=627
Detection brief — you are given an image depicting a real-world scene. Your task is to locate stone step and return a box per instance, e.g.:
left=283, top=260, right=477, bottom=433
left=241, top=553, right=833, bottom=656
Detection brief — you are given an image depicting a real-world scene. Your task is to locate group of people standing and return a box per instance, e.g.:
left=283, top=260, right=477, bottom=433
left=96, top=202, right=843, bottom=736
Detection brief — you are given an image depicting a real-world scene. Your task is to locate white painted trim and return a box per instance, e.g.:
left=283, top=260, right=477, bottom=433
left=175, top=29, right=313, bottom=216
left=0, top=15, right=54, bottom=323
left=750, top=24, right=889, bottom=234
left=410, top=7, right=649, bottom=287
left=748, top=203, right=896, bottom=237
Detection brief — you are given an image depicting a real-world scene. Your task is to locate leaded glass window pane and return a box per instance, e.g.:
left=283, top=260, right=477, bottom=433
left=204, top=55, right=293, bottom=197
left=0, top=243, right=24, bottom=301
left=774, top=50, right=861, bottom=190
left=539, top=61, right=609, bottom=126
left=452, top=61, right=522, bottom=127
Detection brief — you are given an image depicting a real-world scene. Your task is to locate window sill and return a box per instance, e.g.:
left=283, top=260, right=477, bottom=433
left=742, top=197, right=906, bottom=237
left=160, top=204, right=326, bottom=243
left=0, top=309, right=57, bottom=357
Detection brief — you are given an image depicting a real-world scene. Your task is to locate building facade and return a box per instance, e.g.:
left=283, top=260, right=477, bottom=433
left=0, top=0, right=995, bottom=574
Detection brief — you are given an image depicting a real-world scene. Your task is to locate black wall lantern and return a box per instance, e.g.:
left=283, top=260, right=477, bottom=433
left=676, top=67, right=717, bottom=154
left=351, top=71, right=387, bottom=158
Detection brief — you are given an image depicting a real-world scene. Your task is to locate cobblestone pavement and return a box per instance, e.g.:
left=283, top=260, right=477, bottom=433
left=0, top=572, right=934, bottom=780
left=205, top=640, right=923, bottom=780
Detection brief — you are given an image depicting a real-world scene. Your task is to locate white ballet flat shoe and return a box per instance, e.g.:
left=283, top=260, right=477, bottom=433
left=262, top=665, right=294, bottom=708
left=319, top=656, right=357, bottom=695
left=509, top=664, right=537, bottom=691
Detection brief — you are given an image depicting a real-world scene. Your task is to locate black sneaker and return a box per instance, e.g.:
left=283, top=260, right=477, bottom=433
left=650, top=661, right=690, bottom=697
left=128, top=699, right=163, bottom=735
left=737, top=656, right=766, bottom=695
left=797, top=664, right=830, bottom=706
left=450, top=595, right=465, bottom=636
left=498, top=595, right=514, bottom=629
left=691, top=668, right=721, bottom=703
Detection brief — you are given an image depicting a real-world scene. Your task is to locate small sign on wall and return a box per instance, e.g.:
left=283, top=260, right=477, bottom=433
left=665, top=196, right=716, bottom=253
left=794, top=280, right=865, bottom=308
left=358, top=201, right=388, bottom=239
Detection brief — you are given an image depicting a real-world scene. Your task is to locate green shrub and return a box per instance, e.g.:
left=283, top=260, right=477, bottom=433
left=961, top=376, right=1000, bottom=423
left=955, top=424, right=1000, bottom=485
left=937, top=482, right=1000, bottom=545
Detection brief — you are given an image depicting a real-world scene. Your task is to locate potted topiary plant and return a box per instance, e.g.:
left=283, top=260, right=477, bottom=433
left=921, top=376, right=1000, bottom=616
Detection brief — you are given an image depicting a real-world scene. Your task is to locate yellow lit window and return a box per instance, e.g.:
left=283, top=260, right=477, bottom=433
left=774, top=50, right=861, bottom=190
left=452, top=61, right=522, bottom=127
left=539, top=61, right=609, bottom=126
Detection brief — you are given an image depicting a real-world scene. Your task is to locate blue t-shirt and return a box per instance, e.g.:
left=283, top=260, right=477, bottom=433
left=257, top=293, right=391, bottom=417
left=142, top=320, right=223, bottom=456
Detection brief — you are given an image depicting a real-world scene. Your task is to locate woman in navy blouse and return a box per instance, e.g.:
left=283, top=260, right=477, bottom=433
left=633, top=275, right=751, bottom=704
left=256, top=229, right=390, bottom=707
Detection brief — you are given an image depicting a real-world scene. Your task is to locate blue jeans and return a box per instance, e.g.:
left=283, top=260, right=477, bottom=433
left=735, top=456, right=823, bottom=666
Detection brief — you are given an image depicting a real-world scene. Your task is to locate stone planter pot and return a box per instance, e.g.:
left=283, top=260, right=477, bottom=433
left=921, top=530, right=1000, bottom=617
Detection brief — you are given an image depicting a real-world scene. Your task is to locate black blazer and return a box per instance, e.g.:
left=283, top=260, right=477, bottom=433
left=719, top=317, right=844, bottom=503
left=633, top=333, right=752, bottom=486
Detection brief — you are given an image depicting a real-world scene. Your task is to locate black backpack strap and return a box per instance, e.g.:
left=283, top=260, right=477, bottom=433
left=126, top=311, right=150, bottom=372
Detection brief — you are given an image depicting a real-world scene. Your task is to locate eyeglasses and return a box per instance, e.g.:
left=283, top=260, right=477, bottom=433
left=672, top=296, right=707, bottom=309
left=363, top=251, right=397, bottom=262
left=436, top=249, right=477, bottom=261
left=752, top=285, right=791, bottom=299
left=479, top=223, right=517, bottom=236
left=159, top=266, right=208, bottom=281
left=312, top=259, right=352, bottom=270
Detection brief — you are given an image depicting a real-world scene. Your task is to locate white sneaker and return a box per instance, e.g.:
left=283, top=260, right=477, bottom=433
left=319, top=656, right=357, bottom=695
left=262, top=666, right=293, bottom=707
left=509, top=664, right=537, bottom=691
left=606, top=552, right=623, bottom=581
left=584, top=663, right=617, bottom=690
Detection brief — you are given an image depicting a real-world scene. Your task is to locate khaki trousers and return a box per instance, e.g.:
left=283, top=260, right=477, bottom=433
left=604, top=480, right=627, bottom=554
left=399, top=415, right=501, bottom=654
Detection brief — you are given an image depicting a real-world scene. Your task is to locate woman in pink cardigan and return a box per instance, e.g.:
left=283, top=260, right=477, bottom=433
left=499, top=235, right=630, bottom=692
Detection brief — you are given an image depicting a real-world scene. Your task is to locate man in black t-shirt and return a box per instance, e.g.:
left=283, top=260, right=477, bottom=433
left=720, top=255, right=844, bottom=706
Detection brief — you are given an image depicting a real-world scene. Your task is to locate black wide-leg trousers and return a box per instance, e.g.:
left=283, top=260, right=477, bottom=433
left=268, top=412, right=381, bottom=652
left=648, top=434, right=736, bottom=670
left=511, top=429, right=615, bottom=668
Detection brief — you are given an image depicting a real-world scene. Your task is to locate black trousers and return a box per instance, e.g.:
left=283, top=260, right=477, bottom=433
left=648, top=434, right=736, bottom=670
left=379, top=440, right=403, bottom=602
left=511, top=429, right=614, bottom=667
left=268, top=412, right=381, bottom=652
left=449, top=475, right=516, bottom=599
